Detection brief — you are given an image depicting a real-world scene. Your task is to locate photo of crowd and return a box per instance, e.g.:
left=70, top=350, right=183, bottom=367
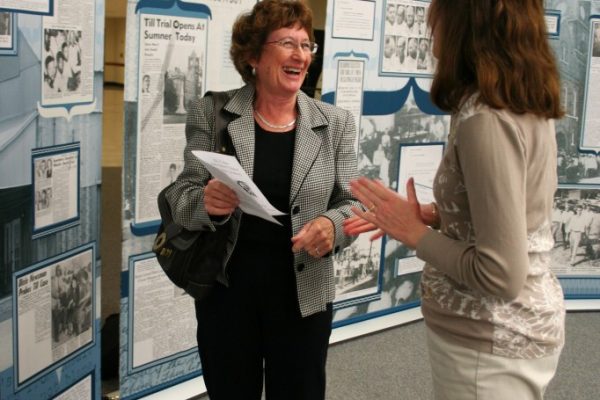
left=550, top=188, right=600, bottom=274
left=381, top=0, right=434, bottom=75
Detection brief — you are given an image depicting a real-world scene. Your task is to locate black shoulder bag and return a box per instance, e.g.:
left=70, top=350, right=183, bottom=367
left=152, top=91, right=234, bottom=301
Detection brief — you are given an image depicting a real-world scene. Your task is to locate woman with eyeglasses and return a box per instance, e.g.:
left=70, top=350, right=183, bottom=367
left=165, top=0, right=360, bottom=398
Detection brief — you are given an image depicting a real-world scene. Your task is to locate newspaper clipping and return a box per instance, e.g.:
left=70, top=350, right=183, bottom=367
left=41, top=0, right=95, bottom=106
left=17, top=249, right=93, bottom=383
left=34, top=150, right=79, bottom=232
left=132, top=256, right=196, bottom=369
left=135, top=14, right=208, bottom=224
left=336, top=59, right=365, bottom=145
left=381, top=0, right=434, bottom=75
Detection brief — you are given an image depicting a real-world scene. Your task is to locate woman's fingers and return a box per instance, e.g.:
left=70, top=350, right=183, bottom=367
left=343, top=214, right=378, bottom=236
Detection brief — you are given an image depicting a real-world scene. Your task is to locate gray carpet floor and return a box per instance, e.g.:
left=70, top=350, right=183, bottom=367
left=324, top=311, right=600, bottom=400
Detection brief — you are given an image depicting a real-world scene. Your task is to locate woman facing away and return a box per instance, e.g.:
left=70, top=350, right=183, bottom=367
left=165, top=0, right=360, bottom=398
left=344, top=0, right=566, bottom=399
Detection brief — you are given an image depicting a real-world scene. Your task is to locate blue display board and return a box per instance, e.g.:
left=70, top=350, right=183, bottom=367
left=0, top=1, right=104, bottom=398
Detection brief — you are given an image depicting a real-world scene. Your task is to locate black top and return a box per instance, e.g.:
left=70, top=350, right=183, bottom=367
left=236, top=122, right=296, bottom=247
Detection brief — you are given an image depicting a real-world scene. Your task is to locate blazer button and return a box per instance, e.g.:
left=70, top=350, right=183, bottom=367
left=292, top=205, right=300, bottom=215
left=296, top=263, right=305, bottom=272
left=334, top=245, right=340, bottom=254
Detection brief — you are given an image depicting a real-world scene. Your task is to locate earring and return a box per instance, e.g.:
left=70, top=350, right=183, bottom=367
left=252, top=67, right=256, bottom=76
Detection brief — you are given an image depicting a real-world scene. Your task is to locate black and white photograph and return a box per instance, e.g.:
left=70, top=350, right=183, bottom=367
left=35, top=187, right=53, bottom=211
left=334, top=234, right=382, bottom=303
left=557, top=151, right=600, bottom=184
left=0, top=11, right=16, bottom=54
left=42, top=28, right=83, bottom=97
left=0, top=12, right=11, bottom=36
left=550, top=188, right=600, bottom=275
left=163, top=47, right=204, bottom=125
left=159, top=161, right=182, bottom=188
left=380, top=0, right=435, bottom=75
left=141, top=73, right=151, bottom=94
left=50, top=260, right=93, bottom=346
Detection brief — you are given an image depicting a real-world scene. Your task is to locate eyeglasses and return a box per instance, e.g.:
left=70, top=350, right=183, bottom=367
left=265, top=37, right=318, bottom=54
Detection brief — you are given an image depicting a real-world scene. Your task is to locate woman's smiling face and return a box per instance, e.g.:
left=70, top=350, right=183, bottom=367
left=252, top=24, right=312, bottom=98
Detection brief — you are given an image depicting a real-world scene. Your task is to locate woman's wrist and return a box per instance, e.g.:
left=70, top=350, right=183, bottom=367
left=421, top=202, right=441, bottom=228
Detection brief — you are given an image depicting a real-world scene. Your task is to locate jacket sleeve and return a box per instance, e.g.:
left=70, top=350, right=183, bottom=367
left=164, top=96, right=220, bottom=232
left=322, top=109, right=363, bottom=253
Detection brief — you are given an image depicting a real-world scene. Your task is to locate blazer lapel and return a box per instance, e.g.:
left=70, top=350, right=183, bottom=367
left=221, top=86, right=329, bottom=201
left=223, top=85, right=256, bottom=178
left=289, top=92, right=328, bottom=205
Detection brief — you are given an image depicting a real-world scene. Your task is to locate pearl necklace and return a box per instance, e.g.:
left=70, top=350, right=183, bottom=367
left=254, top=110, right=296, bottom=130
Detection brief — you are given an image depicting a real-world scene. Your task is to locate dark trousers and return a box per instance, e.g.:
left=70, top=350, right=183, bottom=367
left=195, top=243, right=333, bottom=400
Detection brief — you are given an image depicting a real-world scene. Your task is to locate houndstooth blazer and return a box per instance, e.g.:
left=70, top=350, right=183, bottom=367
left=165, top=84, right=361, bottom=317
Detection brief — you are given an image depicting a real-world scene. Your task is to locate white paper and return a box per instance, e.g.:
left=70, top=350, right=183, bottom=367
left=192, top=150, right=286, bottom=225
left=397, top=144, right=444, bottom=204
left=332, top=0, right=375, bottom=40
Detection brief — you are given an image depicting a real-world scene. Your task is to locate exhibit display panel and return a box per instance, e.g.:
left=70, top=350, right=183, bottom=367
left=120, top=1, right=256, bottom=398
left=0, top=0, right=104, bottom=398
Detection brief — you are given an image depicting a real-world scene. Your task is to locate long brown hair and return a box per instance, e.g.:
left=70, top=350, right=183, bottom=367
left=428, top=0, right=564, bottom=118
left=230, top=0, right=314, bottom=84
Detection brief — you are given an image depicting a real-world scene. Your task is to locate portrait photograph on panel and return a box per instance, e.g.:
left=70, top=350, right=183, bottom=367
left=380, top=0, right=434, bottom=76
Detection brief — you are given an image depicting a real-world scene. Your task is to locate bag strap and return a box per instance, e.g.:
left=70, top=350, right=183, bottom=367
left=155, top=91, right=234, bottom=237
left=205, top=91, right=234, bottom=155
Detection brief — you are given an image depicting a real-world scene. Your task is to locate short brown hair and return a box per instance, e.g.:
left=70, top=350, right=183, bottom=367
left=230, top=0, right=314, bottom=84
left=428, top=0, right=564, bottom=119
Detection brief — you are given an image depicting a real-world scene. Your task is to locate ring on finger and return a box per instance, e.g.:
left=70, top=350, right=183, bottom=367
left=368, top=203, right=377, bottom=213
